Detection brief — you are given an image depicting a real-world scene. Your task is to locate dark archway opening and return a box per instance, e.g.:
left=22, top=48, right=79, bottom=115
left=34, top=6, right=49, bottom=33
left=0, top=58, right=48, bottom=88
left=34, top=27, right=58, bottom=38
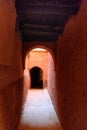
left=30, top=67, right=43, bottom=88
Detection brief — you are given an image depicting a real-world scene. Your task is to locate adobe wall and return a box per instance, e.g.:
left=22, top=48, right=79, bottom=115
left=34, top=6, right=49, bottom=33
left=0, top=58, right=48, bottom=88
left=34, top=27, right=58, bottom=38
left=0, top=31, right=25, bottom=130
left=0, top=1, right=29, bottom=129
left=47, top=53, right=58, bottom=112
left=0, top=0, right=16, bottom=65
left=56, top=0, right=87, bottom=129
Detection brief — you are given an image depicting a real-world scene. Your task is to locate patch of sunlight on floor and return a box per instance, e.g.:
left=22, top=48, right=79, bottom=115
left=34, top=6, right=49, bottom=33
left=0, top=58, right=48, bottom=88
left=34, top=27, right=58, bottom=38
left=18, top=88, right=63, bottom=130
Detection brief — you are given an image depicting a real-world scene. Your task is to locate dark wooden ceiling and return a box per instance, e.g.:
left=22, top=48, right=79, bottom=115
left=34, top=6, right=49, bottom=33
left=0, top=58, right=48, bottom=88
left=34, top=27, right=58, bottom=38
left=15, top=0, right=81, bottom=42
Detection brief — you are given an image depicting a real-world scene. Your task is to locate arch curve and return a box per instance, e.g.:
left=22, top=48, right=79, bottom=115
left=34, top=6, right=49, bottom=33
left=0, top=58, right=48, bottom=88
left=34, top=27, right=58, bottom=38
left=22, top=42, right=56, bottom=69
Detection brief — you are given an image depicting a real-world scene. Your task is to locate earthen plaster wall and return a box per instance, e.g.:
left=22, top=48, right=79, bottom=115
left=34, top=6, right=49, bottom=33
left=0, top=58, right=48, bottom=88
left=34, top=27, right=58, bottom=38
left=0, top=31, right=24, bottom=130
left=0, top=1, right=29, bottom=129
left=0, top=0, right=16, bottom=65
left=47, top=53, right=58, bottom=113
left=56, top=0, right=87, bottom=129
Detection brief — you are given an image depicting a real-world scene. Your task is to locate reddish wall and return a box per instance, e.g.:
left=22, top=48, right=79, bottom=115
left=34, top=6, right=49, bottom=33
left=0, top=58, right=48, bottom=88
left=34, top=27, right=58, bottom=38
left=0, top=79, right=24, bottom=130
left=0, top=32, right=23, bottom=89
left=56, top=0, right=87, bottom=129
left=47, top=53, right=58, bottom=112
left=0, top=32, right=24, bottom=130
left=0, top=2, right=25, bottom=129
left=0, top=0, right=16, bottom=65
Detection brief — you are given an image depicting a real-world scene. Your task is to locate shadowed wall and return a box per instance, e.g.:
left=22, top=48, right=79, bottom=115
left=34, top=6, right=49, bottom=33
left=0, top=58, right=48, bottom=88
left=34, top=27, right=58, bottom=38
left=56, top=0, right=87, bottom=129
left=0, top=32, right=24, bottom=130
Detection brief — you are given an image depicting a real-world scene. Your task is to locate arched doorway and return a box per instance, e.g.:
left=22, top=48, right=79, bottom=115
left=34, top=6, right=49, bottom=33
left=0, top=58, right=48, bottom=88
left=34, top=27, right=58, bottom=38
left=25, top=47, right=49, bottom=88
left=30, top=67, right=43, bottom=88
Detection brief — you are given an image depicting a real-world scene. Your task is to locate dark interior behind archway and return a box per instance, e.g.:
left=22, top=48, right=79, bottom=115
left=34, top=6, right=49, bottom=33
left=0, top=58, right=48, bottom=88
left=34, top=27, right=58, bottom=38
left=30, top=67, right=43, bottom=88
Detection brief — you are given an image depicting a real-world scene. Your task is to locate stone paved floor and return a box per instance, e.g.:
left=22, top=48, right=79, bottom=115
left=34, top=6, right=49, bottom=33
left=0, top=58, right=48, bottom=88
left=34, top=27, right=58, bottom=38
left=18, top=88, right=63, bottom=130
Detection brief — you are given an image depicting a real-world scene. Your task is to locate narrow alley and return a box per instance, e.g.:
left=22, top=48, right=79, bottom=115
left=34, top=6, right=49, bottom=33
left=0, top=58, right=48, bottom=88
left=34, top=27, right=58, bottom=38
left=19, top=89, right=62, bottom=130
left=0, top=1, right=87, bottom=130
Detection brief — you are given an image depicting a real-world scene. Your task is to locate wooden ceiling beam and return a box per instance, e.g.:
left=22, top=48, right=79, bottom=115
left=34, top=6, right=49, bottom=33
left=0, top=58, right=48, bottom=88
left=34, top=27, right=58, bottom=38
left=22, top=30, right=60, bottom=37
left=20, top=24, right=63, bottom=31
left=16, top=2, right=80, bottom=8
left=18, top=11, right=72, bottom=16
